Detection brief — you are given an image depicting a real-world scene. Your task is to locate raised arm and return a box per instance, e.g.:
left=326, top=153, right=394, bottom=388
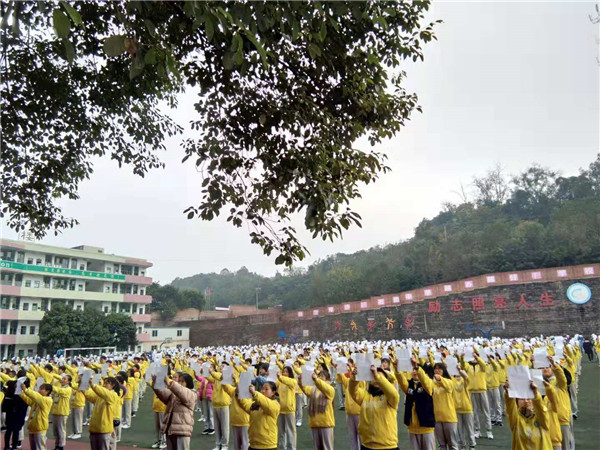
left=314, top=377, right=335, bottom=400
left=253, top=391, right=280, bottom=417
left=375, top=371, right=399, bottom=408
left=169, top=380, right=196, bottom=409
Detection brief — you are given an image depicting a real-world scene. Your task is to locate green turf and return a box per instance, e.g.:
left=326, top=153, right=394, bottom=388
left=62, top=359, right=600, bottom=448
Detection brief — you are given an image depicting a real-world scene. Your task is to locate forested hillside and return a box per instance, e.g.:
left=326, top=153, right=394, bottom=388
left=171, top=155, right=600, bottom=310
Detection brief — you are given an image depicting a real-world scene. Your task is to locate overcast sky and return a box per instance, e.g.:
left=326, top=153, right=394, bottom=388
left=2, top=1, right=598, bottom=284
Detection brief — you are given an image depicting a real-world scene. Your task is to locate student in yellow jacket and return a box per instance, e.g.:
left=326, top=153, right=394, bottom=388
left=235, top=381, right=280, bottom=450
left=541, top=380, right=562, bottom=450
left=20, top=383, right=53, bottom=450
left=504, top=380, right=552, bottom=450
left=223, top=381, right=252, bottom=450
left=428, top=363, right=459, bottom=450
left=50, top=373, right=72, bottom=450
left=299, top=366, right=336, bottom=450
left=292, top=361, right=304, bottom=427
left=334, top=359, right=363, bottom=450
left=120, top=370, right=134, bottom=428
left=461, top=352, right=493, bottom=440
left=349, top=364, right=399, bottom=450
left=208, top=363, right=232, bottom=450
left=276, top=366, right=298, bottom=450
left=84, top=376, right=120, bottom=450
left=547, top=357, right=574, bottom=450
left=69, top=380, right=86, bottom=439
left=453, top=369, right=475, bottom=450
left=110, top=375, right=127, bottom=450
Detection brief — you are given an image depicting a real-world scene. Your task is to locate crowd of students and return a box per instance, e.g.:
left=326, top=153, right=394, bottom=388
left=1, top=333, right=598, bottom=450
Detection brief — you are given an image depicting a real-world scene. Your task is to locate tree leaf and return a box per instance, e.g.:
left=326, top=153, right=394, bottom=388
left=52, top=9, right=70, bottom=39
left=144, top=19, right=156, bottom=37
left=103, top=35, right=125, bottom=57
left=204, top=15, right=214, bottom=41
left=245, top=30, right=269, bottom=68
left=60, top=1, right=82, bottom=26
left=63, top=39, right=75, bottom=64
left=144, top=47, right=157, bottom=65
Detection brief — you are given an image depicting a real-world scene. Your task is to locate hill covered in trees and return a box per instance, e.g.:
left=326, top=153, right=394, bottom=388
left=171, top=155, right=600, bottom=310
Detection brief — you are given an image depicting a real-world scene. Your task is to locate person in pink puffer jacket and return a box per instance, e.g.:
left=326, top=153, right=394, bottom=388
left=196, top=375, right=214, bottom=435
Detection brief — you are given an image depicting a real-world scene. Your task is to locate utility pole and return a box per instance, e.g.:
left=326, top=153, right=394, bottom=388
left=255, top=287, right=261, bottom=310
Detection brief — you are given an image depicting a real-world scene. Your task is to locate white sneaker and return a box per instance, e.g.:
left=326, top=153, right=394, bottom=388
left=296, top=420, right=302, bottom=427
left=122, top=424, right=130, bottom=429
left=486, top=432, right=494, bottom=440
left=152, top=442, right=160, bottom=449
left=159, top=444, right=167, bottom=449
left=71, top=434, right=81, bottom=440
left=474, top=431, right=481, bottom=439
left=67, top=435, right=74, bottom=439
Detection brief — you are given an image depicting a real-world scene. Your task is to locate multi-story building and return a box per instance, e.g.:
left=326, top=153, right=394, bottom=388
left=0, top=239, right=154, bottom=358
left=141, top=327, right=190, bottom=352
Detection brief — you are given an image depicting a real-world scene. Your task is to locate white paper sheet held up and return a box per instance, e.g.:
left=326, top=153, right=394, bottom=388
left=507, top=365, right=533, bottom=399
left=238, top=371, right=255, bottom=399
left=221, top=365, right=234, bottom=385
left=153, top=365, right=169, bottom=390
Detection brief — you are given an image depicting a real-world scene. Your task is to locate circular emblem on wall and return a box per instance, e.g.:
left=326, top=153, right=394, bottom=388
left=566, top=283, right=592, bottom=305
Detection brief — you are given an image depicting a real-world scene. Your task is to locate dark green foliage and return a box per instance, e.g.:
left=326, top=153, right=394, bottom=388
left=146, top=283, right=205, bottom=319
left=38, top=304, right=137, bottom=353
left=1, top=0, right=438, bottom=267
left=172, top=156, right=600, bottom=310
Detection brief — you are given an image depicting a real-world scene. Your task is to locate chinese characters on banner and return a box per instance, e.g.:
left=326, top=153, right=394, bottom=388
left=428, top=291, right=557, bottom=314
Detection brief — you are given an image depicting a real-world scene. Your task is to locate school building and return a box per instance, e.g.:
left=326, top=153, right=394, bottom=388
left=0, top=238, right=178, bottom=358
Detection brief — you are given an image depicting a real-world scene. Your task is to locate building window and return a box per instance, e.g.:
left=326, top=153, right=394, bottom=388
left=17, top=252, right=25, bottom=263
left=71, top=259, right=77, bottom=269
left=78, top=284, right=83, bottom=291
left=152, top=330, right=158, bottom=337
left=23, top=303, right=29, bottom=311
left=76, top=305, right=82, bottom=311
left=137, top=327, right=142, bottom=334
left=20, top=326, right=26, bottom=335
left=106, top=266, right=112, bottom=273
left=103, top=306, right=109, bottom=313
left=27, top=258, right=33, bottom=264
left=79, top=264, right=85, bottom=270
left=24, top=280, right=31, bottom=288
left=177, top=330, right=182, bottom=337
left=140, top=289, right=144, bottom=295
left=151, top=345, right=157, bottom=351
left=27, top=349, right=34, bottom=356
left=136, top=346, right=141, bottom=352
left=32, top=303, right=38, bottom=311
left=36, top=258, right=42, bottom=265
left=18, top=349, right=24, bottom=358
left=134, top=266, right=139, bottom=276
left=34, top=280, right=40, bottom=288
left=30, top=326, right=35, bottom=334
left=105, top=286, right=110, bottom=293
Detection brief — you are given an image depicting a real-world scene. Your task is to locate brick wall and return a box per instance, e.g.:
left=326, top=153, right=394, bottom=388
left=185, top=278, right=599, bottom=347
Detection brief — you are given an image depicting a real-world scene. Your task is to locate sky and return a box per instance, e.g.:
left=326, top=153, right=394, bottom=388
left=2, top=1, right=599, bottom=284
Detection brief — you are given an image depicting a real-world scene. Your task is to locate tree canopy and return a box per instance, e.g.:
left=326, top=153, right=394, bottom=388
left=38, top=304, right=138, bottom=353
left=172, top=155, right=600, bottom=310
left=1, top=0, right=438, bottom=266
left=146, top=283, right=205, bottom=319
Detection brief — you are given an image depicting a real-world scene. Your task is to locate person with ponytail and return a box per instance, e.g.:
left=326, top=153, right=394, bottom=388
left=85, top=376, right=120, bottom=450
left=299, top=366, right=335, bottom=450
left=348, top=364, right=399, bottom=450
left=235, top=380, right=280, bottom=450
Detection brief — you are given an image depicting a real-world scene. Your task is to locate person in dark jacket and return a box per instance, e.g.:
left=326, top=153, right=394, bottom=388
left=3, top=378, right=30, bottom=450
left=396, top=357, right=436, bottom=450
left=582, top=339, right=594, bottom=361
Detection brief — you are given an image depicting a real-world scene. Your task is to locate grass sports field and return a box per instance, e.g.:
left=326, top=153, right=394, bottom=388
left=7, top=359, right=600, bottom=449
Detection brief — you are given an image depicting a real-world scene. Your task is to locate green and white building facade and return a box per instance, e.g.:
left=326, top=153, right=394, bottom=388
left=0, top=239, right=155, bottom=358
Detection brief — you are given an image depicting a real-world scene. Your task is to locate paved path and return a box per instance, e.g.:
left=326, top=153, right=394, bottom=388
left=0, top=435, right=141, bottom=450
